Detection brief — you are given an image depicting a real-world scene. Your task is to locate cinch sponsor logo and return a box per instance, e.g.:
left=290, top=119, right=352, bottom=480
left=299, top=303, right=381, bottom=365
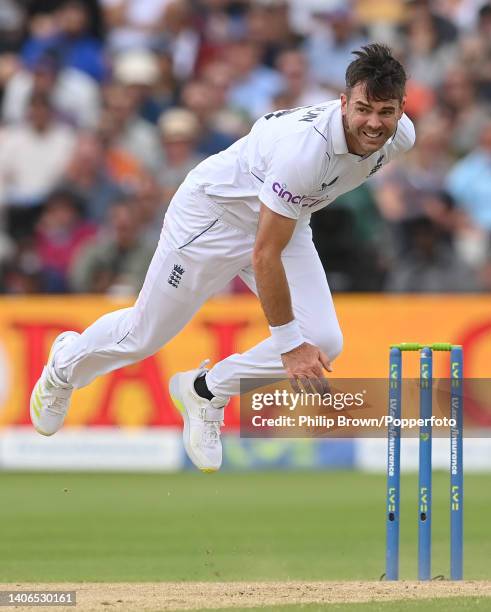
left=272, top=182, right=328, bottom=208
left=272, top=182, right=303, bottom=204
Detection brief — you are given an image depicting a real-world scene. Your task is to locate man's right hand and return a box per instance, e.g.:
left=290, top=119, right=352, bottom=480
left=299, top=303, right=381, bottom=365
left=281, top=342, right=332, bottom=394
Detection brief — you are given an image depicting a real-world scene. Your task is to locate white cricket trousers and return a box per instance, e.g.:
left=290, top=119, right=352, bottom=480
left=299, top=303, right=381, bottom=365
left=56, top=182, right=343, bottom=399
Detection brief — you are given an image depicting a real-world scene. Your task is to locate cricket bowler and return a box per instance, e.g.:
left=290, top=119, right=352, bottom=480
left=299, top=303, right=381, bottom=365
left=30, top=44, right=415, bottom=472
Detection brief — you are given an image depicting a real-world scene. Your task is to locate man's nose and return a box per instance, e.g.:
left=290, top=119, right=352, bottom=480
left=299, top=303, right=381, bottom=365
left=366, top=113, right=383, bottom=130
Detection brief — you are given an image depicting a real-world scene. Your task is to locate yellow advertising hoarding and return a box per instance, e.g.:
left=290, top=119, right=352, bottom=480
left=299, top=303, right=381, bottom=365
left=0, top=295, right=490, bottom=429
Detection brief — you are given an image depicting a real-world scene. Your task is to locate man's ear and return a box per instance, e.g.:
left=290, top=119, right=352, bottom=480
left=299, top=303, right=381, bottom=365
left=341, top=92, right=347, bottom=115
left=399, top=95, right=407, bottom=117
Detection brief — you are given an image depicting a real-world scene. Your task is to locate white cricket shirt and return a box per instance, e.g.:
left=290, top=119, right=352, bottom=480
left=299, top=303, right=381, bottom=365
left=187, top=99, right=415, bottom=232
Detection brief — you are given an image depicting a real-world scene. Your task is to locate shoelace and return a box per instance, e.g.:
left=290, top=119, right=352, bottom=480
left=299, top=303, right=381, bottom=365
left=202, top=420, right=223, bottom=448
left=42, top=380, right=72, bottom=417
left=196, top=358, right=225, bottom=448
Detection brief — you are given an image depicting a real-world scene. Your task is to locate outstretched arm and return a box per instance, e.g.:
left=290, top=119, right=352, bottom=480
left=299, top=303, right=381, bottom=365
left=253, top=204, right=296, bottom=326
left=253, top=203, right=331, bottom=391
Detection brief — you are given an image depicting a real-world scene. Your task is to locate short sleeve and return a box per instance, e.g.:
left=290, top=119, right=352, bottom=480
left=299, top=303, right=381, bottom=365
left=258, top=149, right=316, bottom=220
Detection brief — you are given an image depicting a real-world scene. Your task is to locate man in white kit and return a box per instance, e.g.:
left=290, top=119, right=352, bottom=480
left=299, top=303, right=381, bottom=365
left=30, top=44, right=415, bottom=472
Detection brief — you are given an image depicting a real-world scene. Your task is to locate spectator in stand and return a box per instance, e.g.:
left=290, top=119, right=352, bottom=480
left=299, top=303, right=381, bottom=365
left=162, top=0, right=201, bottom=81
left=437, top=64, right=491, bottom=155
left=157, top=108, right=205, bottom=206
left=61, top=132, right=124, bottom=224
left=113, top=47, right=175, bottom=125
left=0, top=53, right=20, bottom=109
left=34, top=188, right=97, bottom=292
left=433, top=0, right=488, bottom=32
left=354, top=0, right=405, bottom=45
left=146, top=45, right=180, bottom=123
left=199, top=60, right=250, bottom=141
left=69, top=199, right=154, bottom=295
left=131, top=174, right=165, bottom=244
left=2, top=50, right=100, bottom=129
left=0, top=201, right=15, bottom=286
left=1, top=0, right=491, bottom=296
left=402, top=0, right=459, bottom=89
left=375, top=115, right=453, bottom=217
left=193, top=0, right=249, bottom=72
left=0, top=0, right=25, bottom=55
left=311, top=189, right=387, bottom=292
left=459, top=3, right=491, bottom=103
left=1, top=241, right=43, bottom=294
left=224, top=38, right=283, bottom=119
left=100, top=80, right=162, bottom=174
left=445, top=120, right=491, bottom=266
left=180, top=78, right=237, bottom=155
left=476, top=242, right=491, bottom=291
left=267, top=48, right=334, bottom=112
left=404, top=0, right=458, bottom=44
left=373, top=115, right=455, bottom=257
left=95, top=106, right=148, bottom=190
left=384, top=215, right=478, bottom=292
left=246, top=0, right=303, bottom=68
left=100, top=0, right=172, bottom=53
left=304, top=4, right=368, bottom=93
left=0, top=92, right=76, bottom=238
left=21, top=0, right=106, bottom=83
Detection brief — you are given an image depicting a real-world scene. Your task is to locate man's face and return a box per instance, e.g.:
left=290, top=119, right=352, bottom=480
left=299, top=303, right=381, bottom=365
left=341, top=82, right=405, bottom=155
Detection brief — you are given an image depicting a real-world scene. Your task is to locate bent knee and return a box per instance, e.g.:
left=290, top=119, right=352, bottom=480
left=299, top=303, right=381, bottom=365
left=309, top=327, right=343, bottom=361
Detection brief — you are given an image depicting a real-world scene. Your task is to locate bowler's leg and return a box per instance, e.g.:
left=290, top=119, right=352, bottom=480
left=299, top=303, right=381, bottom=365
left=55, top=182, right=250, bottom=388
left=30, top=182, right=252, bottom=436
left=56, top=245, right=207, bottom=389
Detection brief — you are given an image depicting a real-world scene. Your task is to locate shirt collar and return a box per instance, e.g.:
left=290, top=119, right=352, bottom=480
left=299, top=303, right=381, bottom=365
left=331, top=105, right=349, bottom=155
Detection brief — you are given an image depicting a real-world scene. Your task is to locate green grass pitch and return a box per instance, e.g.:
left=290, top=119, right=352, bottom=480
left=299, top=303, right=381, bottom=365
left=0, top=470, right=490, bottom=584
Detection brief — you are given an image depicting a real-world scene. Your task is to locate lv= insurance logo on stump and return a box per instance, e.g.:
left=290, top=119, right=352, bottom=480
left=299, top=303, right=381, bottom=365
left=384, top=343, right=464, bottom=581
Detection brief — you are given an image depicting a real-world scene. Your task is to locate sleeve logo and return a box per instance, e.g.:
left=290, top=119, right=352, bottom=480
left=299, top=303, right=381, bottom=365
left=273, top=182, right=303, bottom=204
left=272, top=181, right=328, bottom=208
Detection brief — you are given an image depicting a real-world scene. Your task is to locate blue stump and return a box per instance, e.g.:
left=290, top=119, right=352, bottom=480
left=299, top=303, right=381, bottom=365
left=386, top=347, right=402, bottom=580
left=450, top=346, right=464, bottom=580
left=418, top=347, right=433, bottom=580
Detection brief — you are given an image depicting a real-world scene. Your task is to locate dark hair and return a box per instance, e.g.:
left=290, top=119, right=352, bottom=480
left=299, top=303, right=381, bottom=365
left=45, top=187, right=86, bottom=215
left=345, top=44, right=407, bottom=102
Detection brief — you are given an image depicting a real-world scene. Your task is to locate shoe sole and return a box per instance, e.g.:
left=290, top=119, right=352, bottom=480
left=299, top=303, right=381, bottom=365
left=30, top=331, right=78, bottom=436
left=169, top=374, right=218, bottom=474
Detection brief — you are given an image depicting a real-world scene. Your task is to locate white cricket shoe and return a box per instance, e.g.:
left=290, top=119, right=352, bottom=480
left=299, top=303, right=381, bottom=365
left=169, top=360, right=227, bottom=473
left=30, top=331, right=79, bottom=436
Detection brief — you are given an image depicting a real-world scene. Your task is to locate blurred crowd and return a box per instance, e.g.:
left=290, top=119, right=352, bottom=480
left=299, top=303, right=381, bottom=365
left=0, top=0, right=490, bottom=295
